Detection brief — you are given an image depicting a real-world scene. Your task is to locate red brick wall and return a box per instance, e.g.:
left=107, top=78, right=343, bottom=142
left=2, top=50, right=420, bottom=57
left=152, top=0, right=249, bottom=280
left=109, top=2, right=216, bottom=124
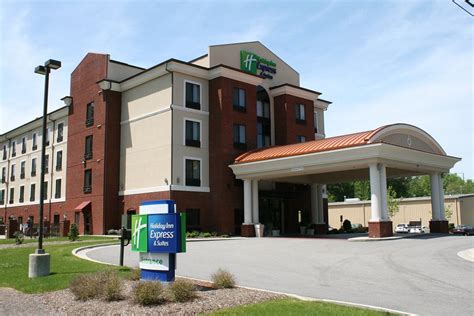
left=121, top=191, right=171, bottom=214
left=65, top=53, right=109, bottom=235
left=273, top=94, right=315, bottom=145
left=4, top=202, right=66, bottom=225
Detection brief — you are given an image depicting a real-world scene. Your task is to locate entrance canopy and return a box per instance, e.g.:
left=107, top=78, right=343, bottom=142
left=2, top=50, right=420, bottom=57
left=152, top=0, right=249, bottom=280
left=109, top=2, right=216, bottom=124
left=75, top=201, right=91, bottom=211
left=229, top=124, right=461, bottom=238
left=230, top=124, right=459, bottom=184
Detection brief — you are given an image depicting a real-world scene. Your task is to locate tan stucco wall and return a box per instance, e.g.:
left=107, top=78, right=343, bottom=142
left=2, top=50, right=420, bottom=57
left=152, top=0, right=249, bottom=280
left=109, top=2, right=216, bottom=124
left=381, top=133, right=433, bottom=153
left=329, top=196, right=474, bottom=229
left=208, top=42, right=300, bottom=88
left=190, top=55, right=209, bottom=68
left=120, top=74, right=173, bottom=194
left=172, top=72, right=209, bottom=112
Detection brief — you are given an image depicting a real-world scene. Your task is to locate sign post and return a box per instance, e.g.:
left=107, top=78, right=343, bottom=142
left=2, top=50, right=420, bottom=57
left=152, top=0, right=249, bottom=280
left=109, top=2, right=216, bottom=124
left=131, top=200, right=186, bottom=282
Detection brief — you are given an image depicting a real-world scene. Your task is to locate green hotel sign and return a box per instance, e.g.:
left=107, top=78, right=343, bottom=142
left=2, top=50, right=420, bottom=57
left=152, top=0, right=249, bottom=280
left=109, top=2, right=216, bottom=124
left=240, top=50, right=277, bottom=79
left=131, top=215, right=148, bottom=252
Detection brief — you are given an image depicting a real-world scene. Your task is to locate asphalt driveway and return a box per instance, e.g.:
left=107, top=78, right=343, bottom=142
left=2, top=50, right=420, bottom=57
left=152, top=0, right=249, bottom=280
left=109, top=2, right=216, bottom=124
left=86, top=235, right=473, bottom=315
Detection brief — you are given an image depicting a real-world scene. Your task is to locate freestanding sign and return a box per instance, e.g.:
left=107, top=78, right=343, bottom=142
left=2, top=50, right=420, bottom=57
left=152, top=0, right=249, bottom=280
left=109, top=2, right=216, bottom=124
left=131, top=200, right=186, bottom=282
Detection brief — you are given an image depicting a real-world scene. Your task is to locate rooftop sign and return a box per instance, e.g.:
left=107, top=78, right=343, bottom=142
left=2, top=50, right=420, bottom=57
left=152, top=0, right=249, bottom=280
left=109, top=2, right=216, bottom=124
left=240, top=50, right=277, bottom=79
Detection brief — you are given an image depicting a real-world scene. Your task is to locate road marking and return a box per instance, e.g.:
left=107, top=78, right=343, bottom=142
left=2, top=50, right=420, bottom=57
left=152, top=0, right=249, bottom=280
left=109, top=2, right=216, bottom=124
left=457, top=248, right=474, bottom=262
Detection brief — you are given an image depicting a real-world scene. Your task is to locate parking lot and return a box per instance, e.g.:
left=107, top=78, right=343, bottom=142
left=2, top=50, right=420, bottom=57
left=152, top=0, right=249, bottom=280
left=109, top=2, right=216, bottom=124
left=87, top=235, right=473, bottom=315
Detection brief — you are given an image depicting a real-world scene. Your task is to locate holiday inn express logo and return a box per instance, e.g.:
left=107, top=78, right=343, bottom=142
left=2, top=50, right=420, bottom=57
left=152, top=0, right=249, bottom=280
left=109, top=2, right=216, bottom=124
left=132, top=215, right=148, bottom=252
left=240, top=50, right=277, bottom=79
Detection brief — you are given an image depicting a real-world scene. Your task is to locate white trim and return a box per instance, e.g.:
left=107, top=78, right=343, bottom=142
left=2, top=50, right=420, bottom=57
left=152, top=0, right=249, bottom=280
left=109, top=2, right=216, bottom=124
left=270, top=85, right=320, bottom=102
left=120, top=107, right=171, bottom=125
left=183, top=79, right=202, bottom=110
left=183, top=117, right=202, bottom=147
left=171, top=104, right=209, bottom=116
left=118, top=185, right=170, bottom=196
left=170, top=185, right=210, bottom=193
left=167, top=61, right=209, bottom=80
left=183, top=156, right=203, bottom=188
left=315, top=99, right=330, bottom=111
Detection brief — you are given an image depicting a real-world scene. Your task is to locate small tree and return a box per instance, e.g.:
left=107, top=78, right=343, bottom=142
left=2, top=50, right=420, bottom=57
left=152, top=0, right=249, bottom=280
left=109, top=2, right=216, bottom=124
left=444, top=204, right=453, bottom=220
left=68, top=223, right=79, bottom=241
left=387, top=186, right=400, bottom=217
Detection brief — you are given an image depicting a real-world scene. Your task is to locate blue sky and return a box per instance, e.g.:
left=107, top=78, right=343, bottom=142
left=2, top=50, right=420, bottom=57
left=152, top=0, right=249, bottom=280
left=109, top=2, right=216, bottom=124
left=0, top=0, right=472, bottom=179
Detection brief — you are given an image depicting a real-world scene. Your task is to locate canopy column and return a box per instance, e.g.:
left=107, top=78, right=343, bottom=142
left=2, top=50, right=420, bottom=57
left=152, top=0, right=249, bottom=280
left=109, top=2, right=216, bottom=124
left=429, top=173, right=449, bottom=233
left=368, top=163, right=392, bottom=238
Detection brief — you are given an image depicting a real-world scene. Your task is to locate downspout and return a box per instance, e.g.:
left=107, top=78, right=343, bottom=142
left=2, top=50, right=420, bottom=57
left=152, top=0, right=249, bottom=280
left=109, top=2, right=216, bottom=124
left=165, top=63, right=173, bottom=197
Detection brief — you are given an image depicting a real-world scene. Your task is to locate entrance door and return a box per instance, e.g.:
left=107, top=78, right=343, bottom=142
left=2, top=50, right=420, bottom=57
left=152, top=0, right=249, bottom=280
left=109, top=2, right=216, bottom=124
left=83, top=211, right=92, bottom=235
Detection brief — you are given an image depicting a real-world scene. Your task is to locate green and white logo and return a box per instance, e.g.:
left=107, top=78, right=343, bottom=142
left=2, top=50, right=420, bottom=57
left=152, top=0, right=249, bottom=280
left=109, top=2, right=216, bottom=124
left=240, top=50, right=277, bottom=79
left=131, top=215, right=148, bottom=252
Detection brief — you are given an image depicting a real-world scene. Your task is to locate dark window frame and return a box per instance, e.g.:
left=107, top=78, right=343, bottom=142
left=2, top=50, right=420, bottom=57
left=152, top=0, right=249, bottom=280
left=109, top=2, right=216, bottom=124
left=19, top=186, right=25, bottom=203
left=185, top=120, right=201, bottom=148
left=21, top=137, right=26, bottom=154
left=11, top=141, right=16, bottom=157
left=31, top=158, right=37, bottom=177
left=295, top=103, right=306, bottom=124
left=185, top=159, right=201, bottom=187
left=233, top=124, right=247, bottom=150
left=32, top=133, right=37, bottom=150
left=57, top=123, right=64, bottom=143
left=20, top=161, right=25, bottom=179
left=56, top=151, right=63, bottom=171
left=84, top=135, right=93, bottom=160
left=30, top=183, right=36, bottom=202
left=0, top=189, right=4, bottom=205
left=55, top=178, right=62, bottom=199
left=185, top=82, right=201, bottom=110
left=86, top=102, right=95, bottom=127
left=185, top=208, right=201, bottom=230
left=297, top=135, right=306, bottom=143
left=9, top=188, right=14, bottom=204
left=44, top=154, right=49, bottom=174
left=84, top=169, right=92, bottom=193
left=233, top=88, right=246, bottom=112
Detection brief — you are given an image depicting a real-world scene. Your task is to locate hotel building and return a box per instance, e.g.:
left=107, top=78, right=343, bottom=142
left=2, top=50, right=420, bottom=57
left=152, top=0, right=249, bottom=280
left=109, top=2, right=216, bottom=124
left=0, top=42, right=460, bottom=237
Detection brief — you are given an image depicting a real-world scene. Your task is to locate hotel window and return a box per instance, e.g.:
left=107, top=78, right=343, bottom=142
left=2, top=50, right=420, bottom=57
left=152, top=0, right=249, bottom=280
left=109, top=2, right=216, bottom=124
left=86, top=102, right=95, bottom=127
left=185, top=159, right=201, bottom=187
left=20, top=161, right=25, bottom=179
left=2, top=144, right=6, bottom=160
left=257, top=123, right=270, bottom=148
left=185, top=120, right=201, bottom=147
left=75, top=212, right=80, bottom=224
left=1, top=167, right=5, bottom=183
left=45, top=128, right=50, bottom=146
left=185, top=208, right=200, bottom=230
left=55, top=178, right=62, bottom=199
left=19, top=186, right=25, bottom=203
left=295, top=104, right=306, bottom=124
left=56, top=151, right=63, bottom=171
left=9, top=188, right=14, bottom=204
left=57, top=123, right=64, bottom=143
left=10, top=164, right=15, bottom=181
left=84, top=169, right=92, bottom=193
left=32, top=133, right=37, bottom=150
left=297, top=135, right=306, bottom=143
left=84, top=135, right=93, bottom=160
left=314, top=112, right=319, bottom=134
left=233, top=124, right=246, bottom=149
left=233, top=88, right=246, bottom=111
left=31, top=158, right=37, bottom=176
left=44, top=154, right=49, bottom=173
left=43, top=181, right=48, bottom=200
left=185, top=82, right=200, bottom=110
left=21, top=137, right=26, bottom=154
left=30, top=183, right=36, bottom=202
left=11, top=141, right=16, bottom=157
left=0, top=189, right=4, bottom=205
left=256, top=101, right=270, bottom=119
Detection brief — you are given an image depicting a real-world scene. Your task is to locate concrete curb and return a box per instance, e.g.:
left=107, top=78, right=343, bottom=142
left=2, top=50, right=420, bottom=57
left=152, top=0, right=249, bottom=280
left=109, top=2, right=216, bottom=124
left=348, top=233, right=448, bottom=242
left=457, top=248, right=474, bottom=262
left=179, top=275, right=416, bottom=316
left=75, top=243, right=415, bottom=315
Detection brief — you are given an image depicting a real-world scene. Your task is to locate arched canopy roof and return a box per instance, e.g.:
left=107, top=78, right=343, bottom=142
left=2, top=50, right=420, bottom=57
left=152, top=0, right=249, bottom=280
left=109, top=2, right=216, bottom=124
left=235, top=124, right=447, bottom=164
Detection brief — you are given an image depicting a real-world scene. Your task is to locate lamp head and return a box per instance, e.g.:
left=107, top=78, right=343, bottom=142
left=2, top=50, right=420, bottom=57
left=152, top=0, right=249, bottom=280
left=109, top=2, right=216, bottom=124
left=34, top=65, right=47, bottom=75
left=45, top=59, right=61, bottom=70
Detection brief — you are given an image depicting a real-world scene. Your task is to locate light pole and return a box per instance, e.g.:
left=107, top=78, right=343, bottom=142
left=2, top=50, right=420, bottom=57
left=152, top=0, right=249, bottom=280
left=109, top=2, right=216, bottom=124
left=28, top=59, right=61, bottom=278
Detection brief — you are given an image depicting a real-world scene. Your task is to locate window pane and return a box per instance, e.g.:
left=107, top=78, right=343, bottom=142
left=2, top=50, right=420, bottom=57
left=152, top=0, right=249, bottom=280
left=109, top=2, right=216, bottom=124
left=233, top=89, right=239, bottom=106
left=257, top=101, right=263, bottom=117
left=239, top=125, right=246, bottom=143
left=192, top=160, right=200, bottom=178
left=193, top=84, right=200, bottom=103
left=264, top=102, right=270, bottom=118
left=239, top=89, right=245, bottom=107
left=193, top=122, right=200, bottom=140
left=186, top=83, right=193, bottom=102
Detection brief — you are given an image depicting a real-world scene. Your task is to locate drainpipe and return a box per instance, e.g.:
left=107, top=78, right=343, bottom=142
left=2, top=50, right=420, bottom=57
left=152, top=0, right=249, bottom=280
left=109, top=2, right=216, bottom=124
left=165, top=63, right=173, bottom=193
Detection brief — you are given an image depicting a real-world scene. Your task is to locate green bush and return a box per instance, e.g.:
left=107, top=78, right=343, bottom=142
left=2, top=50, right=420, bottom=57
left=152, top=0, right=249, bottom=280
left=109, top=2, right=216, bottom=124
left=68, top=223, right=79, bottom=241
left=211, top=268, right=236, bottom=289
left=201, top=232, right=212, bottom=238
left=168, top=279, right=197, bottom=302
left=128, top=267, right=141, bottom=281
left=342, top=219, right=352, bottom=232
left=133, top=281, right=166, bottom=306
left=186, top=231, right=200, bottom=238
left=448, top=223, right=455, bottom=230
left=70, top=270, right=123, bottom=301
left=13, top=231, right=24, bottom=245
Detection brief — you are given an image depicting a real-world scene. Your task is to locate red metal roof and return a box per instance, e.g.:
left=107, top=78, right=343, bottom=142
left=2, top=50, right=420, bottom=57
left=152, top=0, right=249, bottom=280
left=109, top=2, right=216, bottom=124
left=235, top=127, right=386, bottom=164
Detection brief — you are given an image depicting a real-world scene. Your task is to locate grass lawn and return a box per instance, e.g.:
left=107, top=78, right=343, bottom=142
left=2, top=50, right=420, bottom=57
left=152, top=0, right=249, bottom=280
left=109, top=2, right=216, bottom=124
left=0, top=240, right=128, bottom=293
left=0, top=235, right=116, bottom=245
left=207, top=298, right=394, bottom=316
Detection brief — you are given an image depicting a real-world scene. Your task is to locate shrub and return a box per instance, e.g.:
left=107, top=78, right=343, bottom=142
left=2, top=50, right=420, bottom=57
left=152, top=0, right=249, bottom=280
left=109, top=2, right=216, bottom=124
left=107, top=229, right=120, bottom=235
left=342, top=219, right=352, bottom=232
left=201, top=232, right=212, bottom=238
left=70, top=270, right=123, bottom=301
left=129, top=267, right=141, bottom=281
left=211, top=268, right=236, bottom=289
left=186, top=231, right=200, bottom=238
left=168, top=279, right=197, bottom=302
left=133, top=281, right=166, bottom=306
left=13, top=231, right=24, bottom=245
left=68, top=223, right=79, bottom=241
left=104, top=271, right=123, bottom=301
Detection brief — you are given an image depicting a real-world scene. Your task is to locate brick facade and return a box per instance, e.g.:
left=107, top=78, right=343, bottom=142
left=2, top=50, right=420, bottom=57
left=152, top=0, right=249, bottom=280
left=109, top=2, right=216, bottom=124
left=368, top=221, right=393, bottom=238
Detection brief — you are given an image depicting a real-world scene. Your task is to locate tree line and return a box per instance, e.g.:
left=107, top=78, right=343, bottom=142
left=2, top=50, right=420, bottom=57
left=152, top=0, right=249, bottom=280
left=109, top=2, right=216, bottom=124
left=327, top=173, right=474, bottom=202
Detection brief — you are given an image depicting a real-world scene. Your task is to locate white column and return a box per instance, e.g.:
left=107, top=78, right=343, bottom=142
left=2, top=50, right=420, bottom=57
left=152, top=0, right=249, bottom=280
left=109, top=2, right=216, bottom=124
left=243, top=179, right=252, bottom=224
left=317, top=184, right=324, bottom=223
left=252, top=179, right=259, bottom=224
left=430, top=173, right=441, bottom=220
left=369, top=164, right=382, bottom=221
left=437, top=173, right=446, bottom=220
left=310, top=184, right=318, bottom=224
left=379, top=164, right=388, bottom=220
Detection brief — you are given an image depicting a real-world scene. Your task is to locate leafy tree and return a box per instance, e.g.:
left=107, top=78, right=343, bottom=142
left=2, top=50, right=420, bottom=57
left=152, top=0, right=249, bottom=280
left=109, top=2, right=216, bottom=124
left=443, top=173, right=474, bottom=195
left=68, top=223, right=79, bottom=241
left=408, top=175, right=431, bottom=197
left=444, top=204, right=453, bottom=220
left=387, top=186, right=400, bottom=217
left=327, top=183, right=354, bottom=202
left=354, top=180, right=370, bottom=200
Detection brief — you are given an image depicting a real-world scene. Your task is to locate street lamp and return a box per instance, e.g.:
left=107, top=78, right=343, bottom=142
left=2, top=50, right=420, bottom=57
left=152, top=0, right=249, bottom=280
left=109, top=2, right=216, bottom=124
left=28, top=59, right=61, bottom=278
